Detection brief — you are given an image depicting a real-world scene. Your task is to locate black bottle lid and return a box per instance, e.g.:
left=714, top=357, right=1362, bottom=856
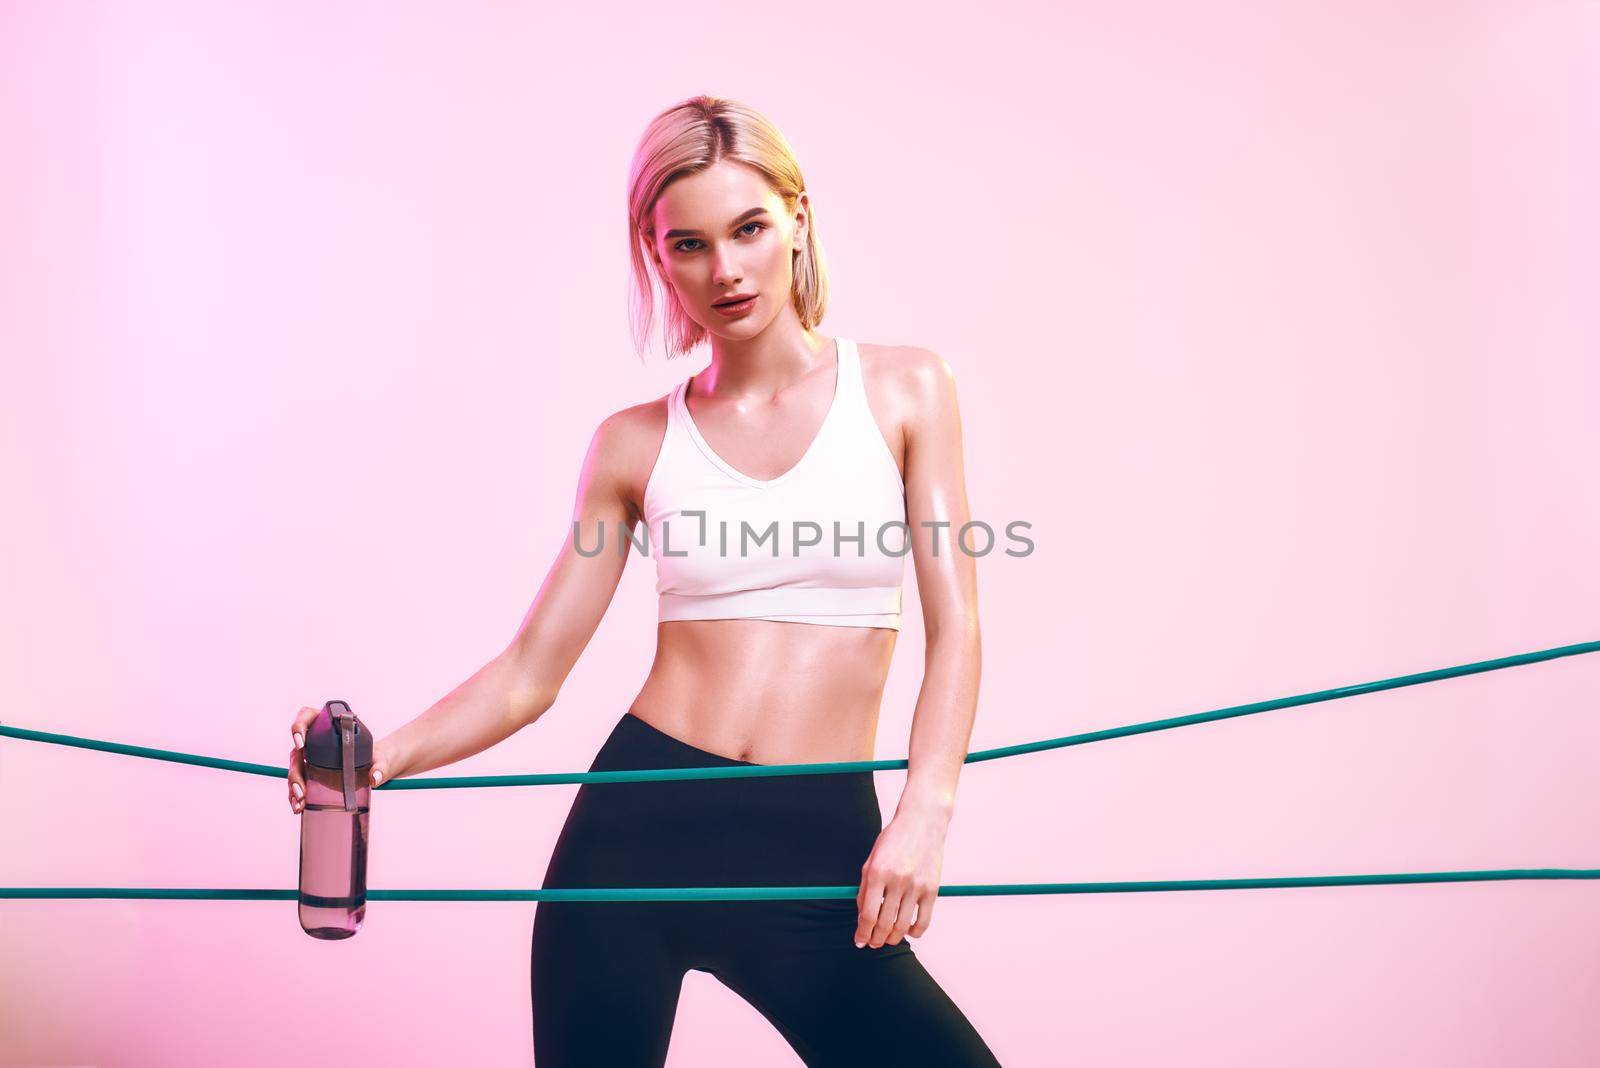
left=304, top=700, right=373, bottom=771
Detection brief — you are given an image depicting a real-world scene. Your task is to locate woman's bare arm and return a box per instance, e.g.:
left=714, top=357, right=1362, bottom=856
left=895, top=348, right=981, bottom=820
left=850, top=345, right=980, bottom=948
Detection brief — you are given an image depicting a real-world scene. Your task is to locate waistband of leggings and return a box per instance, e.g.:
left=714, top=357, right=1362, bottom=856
left=609, top=710, right=755, bottom=769
left=598, top=711, right=877, bottom=790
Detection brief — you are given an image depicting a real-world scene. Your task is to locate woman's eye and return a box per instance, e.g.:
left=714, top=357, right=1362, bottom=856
left=673, top=221, right=765, bottom=254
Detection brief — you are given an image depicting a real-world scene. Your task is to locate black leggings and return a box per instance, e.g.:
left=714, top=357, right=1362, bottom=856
left=529, top=710, right=1003, bottom=1067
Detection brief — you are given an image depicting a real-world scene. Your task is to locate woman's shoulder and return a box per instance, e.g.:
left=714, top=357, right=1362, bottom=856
left=854, top=340, right=957, bottom=411
left=593, top=382, right=676, bottom=443
left=584, top=391, right=674, bottom=514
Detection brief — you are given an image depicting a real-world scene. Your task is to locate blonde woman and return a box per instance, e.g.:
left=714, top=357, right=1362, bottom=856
left=288, top=94, right=1001, bottom=1066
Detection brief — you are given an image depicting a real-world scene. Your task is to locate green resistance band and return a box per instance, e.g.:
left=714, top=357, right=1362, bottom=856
left=2, top=639, right=1595, bottom=902
left=3, top=870, right=1598, bottom=903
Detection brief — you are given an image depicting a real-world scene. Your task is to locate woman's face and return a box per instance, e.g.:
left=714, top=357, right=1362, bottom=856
left=647, top=160, right=805, bottom=337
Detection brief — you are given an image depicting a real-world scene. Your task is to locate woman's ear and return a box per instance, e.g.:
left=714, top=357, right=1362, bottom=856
left=791, top=193, right=810, bottom=249
left=641, top=230, right=663, bottom=275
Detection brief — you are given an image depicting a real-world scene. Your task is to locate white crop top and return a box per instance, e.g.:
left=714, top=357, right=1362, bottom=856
left=640, top=337, right=908, bottom=630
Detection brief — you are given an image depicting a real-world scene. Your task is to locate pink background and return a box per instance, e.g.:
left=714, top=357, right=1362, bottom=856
left=3, top=2, right=1598, bottom=1065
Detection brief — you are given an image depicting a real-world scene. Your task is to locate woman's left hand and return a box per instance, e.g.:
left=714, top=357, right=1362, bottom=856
left=854, top=807, right=949, bottom=948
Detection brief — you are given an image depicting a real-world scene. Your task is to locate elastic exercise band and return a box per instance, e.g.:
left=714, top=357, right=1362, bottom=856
left=2, top=639, right=1595, bottom=786
left=3, top=868, right=1597, bottom=902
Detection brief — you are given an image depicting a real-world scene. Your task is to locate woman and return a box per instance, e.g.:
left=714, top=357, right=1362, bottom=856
left=286, top=95, right=1001, bottom=1067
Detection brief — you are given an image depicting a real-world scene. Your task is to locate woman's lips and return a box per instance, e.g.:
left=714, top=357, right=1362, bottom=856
left=712, top=295, right=757, bottom=317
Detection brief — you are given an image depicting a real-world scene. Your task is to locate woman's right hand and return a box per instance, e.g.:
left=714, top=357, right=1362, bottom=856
left=287, top=705, right=320, bottom=814
left=288, top=705, right=401, bottom=813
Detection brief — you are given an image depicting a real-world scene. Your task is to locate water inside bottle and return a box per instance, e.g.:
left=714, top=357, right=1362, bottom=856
left=297, top=771, right=370, bottom=940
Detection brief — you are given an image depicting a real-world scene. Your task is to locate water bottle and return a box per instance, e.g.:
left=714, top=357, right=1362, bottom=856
left=297, top=699, right=373, bottom=939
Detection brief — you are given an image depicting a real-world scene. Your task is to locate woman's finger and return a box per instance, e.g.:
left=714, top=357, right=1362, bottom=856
left=287, top=705, right=320, bottom=813
left=886, top=885, right=919, bottom=945
left=287, top=746, right=305, bottom=812
left=870, top=882, right=906, bottom=948
left=855, top=873, right=885, bottom=948
left=909, top=888, right=936, bottom=937
left=366, top=738, right=385, bottom=788
left=289, top=705, right=319, bottom=751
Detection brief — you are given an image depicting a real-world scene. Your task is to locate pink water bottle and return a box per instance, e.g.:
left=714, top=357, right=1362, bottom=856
left=297, top=699, right=373, bottom=939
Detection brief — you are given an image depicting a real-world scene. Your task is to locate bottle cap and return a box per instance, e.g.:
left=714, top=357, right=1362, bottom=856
left=304, top=700, right=373, bottom=772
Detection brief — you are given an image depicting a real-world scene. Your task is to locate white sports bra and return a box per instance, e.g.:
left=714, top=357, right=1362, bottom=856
left=640, top=337, right=908, bottom=630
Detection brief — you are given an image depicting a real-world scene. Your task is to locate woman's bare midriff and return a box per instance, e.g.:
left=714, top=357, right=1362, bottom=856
left=628, top=618, right=898, bottom=765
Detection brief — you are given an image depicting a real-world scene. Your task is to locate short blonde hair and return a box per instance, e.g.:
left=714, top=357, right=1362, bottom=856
left=626, top=94, right=829, bottom=361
